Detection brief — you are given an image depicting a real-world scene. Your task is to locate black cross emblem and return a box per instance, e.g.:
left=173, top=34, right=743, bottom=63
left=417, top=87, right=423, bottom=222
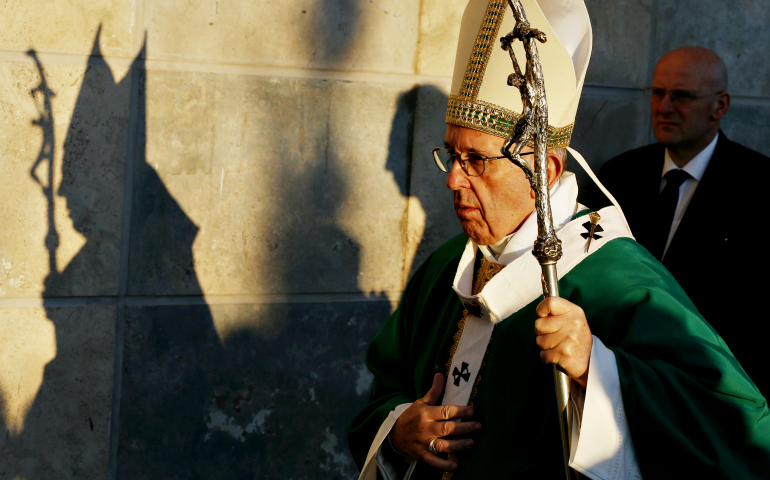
left=463, top=302, right=482, bottom=317
left=452, top=362, right=471, bottom=386
left=580, top=220, right=603, bottom=241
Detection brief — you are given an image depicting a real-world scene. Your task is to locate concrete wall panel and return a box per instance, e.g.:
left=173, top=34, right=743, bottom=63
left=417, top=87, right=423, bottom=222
left=0, top=2, right=135, bottom=57
left=570, top=91, right=650, bottom=203
left=0, top=59, right=129, bottom=298
left=144, top=0, right=420, bottom=73
left=129, top=71, right=415, bottom=296
left=118, top=299, right=387, bottom=479
left=655, top=0, right=770, bottom=98
left=2, top=0, right=770, bottom=478
left=416, top=0, right=467, bottom=77
left=721, top=102, right=770, bottom=156
left=584, top=0, right=653, bottom=87
left=0, top=305, right=115, bottom=480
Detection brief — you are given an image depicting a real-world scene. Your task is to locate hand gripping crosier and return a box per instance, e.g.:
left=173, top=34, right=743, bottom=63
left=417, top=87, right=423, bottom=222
left=498, top=2, right=577, bottom=479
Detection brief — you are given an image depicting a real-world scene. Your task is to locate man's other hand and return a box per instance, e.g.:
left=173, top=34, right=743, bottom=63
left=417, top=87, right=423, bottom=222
left=535, top=297, right=593, bottom=388
left=389, top=373, right=481, bottom=471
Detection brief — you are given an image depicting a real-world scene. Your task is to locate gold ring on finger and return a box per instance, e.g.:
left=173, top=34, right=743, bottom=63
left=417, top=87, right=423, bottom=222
left=428, top=438, right=438, bottom=454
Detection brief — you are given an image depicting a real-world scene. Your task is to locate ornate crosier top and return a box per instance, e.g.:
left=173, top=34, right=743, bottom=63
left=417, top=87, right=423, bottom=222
left=499, top=0, right=562, bottom=267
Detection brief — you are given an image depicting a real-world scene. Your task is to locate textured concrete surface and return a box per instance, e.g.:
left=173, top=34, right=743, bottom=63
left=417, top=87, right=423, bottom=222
left=118, top=300, right=387, bottom=479
left=570, top=93, right=650, bottom=205
left=721, top=102, right=770, bottom=156
left=145, top=0, right=420, bottom=73
left=2, top=1, right=770, bottom=479
left=0, top=305, right=115, bottom=480
left=416, top=0, right=468, bottom=77
left=655, top=0, right=770, bottom=98
left=0, top=307, right=55, bottom=436
left=584, top=0, right=653, bottom=87
left=0, top=55, right=129, bottom=298
left=129, top=72, right=414, bottom=296
left=0, top=3, right=134, bottom=57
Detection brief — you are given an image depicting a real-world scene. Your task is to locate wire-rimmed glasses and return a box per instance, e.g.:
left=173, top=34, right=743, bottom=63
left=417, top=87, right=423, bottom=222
left=643, top=87, right=725, bottom=107
left=432, top=147, right=532, bottom=177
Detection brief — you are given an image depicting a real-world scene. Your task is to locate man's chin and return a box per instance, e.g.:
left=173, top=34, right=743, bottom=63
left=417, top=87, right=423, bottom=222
left=459, top=222, right=493, bottom=245
left=653, top=126, right=681, bottom=145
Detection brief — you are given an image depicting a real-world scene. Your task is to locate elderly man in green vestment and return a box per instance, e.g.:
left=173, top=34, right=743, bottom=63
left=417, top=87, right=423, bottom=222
left=349, top=1, right=770, bottom=479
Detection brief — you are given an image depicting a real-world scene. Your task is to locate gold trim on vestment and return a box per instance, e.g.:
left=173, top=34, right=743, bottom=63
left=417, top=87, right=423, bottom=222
left=442, top=257, right=506, bottom=480
left=473, top=257, right=507, bottom=295
left=446, top=316, right=468, bottom=376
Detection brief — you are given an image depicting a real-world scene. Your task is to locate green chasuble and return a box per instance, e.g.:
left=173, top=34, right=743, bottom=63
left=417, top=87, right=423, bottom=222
left=349, top=232, right=770, bottom=479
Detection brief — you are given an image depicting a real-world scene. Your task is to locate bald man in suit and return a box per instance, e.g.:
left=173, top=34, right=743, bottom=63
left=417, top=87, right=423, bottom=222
left=595, top=46, right=769, bottom=395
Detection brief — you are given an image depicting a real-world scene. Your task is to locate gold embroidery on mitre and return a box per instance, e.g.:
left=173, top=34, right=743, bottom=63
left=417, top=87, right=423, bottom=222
left=458, top=0, right=508, bottom=100
left=446, top=96, right=575, bottom=148
left=447, top=0, right=577, bottom=147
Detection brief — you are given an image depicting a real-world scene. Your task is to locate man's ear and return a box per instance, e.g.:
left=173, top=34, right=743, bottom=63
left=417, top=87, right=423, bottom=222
left=547, top=151, right=565, bottom=188
left=711, top=92, right=731, bottom=121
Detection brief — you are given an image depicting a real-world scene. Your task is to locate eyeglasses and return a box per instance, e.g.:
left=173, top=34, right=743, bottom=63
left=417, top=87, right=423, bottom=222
left=643, top=87, right=724, bottom=107
left=432, top=147, right=533, bottom=177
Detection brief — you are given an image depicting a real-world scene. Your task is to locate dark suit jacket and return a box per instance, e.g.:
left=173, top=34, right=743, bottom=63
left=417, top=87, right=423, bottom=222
left=592, top=132, right=769, bottom=395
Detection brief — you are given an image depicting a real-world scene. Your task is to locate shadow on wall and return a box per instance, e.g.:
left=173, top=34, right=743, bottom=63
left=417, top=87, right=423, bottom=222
left=1, top=6, right=421, bottom=478
left=0, top=28, right=227, bottom=479
left=389, top=85, right=461, bottom=279
left=114, top=27, right=389, bottom=479
left=0, top=34, right=130, bottom=478
left=311, top=0, right=362, bottom=66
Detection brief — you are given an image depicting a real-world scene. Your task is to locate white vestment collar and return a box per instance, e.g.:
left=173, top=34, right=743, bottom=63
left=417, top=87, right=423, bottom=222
left=479, top=172, right=579, bottom=265
left=442, top=204, right=632, bottom=408
left=451, top=197, right=631, bottom=325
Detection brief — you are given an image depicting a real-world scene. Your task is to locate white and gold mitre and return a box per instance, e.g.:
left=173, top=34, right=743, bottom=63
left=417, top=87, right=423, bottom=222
left=446, top=0, right=592, bottom=148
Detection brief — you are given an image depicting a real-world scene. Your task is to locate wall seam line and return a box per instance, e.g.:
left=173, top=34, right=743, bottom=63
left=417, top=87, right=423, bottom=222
left=645, top=0, right=659, bottom=145
left=107, top=42, right=143, bottom=480
left=0, top=50, right=453, bottom=85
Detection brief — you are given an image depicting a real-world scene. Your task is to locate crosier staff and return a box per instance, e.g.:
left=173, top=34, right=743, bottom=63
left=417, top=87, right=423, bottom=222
left=498, top=2, right=576, bottom=479
left=28, top=49, right=59, bottom=280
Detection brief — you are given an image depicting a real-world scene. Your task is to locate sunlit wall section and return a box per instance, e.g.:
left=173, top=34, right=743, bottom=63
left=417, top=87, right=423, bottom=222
left=1, top=0, right=770, bottom=478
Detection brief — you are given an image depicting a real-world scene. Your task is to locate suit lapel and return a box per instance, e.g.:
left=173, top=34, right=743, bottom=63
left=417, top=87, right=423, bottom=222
left=627, top=144, right=666, bottom=248
left=665, top=133, right=731, bottom=266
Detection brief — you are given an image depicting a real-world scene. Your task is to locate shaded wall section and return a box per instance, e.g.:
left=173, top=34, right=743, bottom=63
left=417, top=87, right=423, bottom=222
left=1, top=0, right=770, bottom=478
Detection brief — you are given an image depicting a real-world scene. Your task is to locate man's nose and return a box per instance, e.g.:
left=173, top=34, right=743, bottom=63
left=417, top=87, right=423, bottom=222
left=446, top=159, right=469, bottom=191
left=657, top=92, right=676, bottom=113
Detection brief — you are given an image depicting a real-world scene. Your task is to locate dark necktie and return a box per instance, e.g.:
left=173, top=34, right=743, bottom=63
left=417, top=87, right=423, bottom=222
left=650, top=169, right=690, bottom=260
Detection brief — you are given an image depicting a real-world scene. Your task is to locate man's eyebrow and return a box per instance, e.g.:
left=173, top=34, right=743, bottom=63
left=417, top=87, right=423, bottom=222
left=443, top=143, right=495, bottom=156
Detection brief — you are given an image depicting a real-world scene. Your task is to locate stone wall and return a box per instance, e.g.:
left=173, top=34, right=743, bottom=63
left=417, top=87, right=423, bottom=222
left=1, top=1, right=768, bottom=478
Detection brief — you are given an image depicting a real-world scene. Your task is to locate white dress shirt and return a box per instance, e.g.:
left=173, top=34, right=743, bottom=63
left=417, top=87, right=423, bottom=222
left=660, top=133, right=718, bottom=259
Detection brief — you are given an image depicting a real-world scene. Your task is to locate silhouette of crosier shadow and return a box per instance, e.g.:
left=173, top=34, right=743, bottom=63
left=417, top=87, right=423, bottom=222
left=0, top=47, right=58, bottom=480
left=0, top=28, right=227, bottom=479
left=1, top=31, right=131, bottom=479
